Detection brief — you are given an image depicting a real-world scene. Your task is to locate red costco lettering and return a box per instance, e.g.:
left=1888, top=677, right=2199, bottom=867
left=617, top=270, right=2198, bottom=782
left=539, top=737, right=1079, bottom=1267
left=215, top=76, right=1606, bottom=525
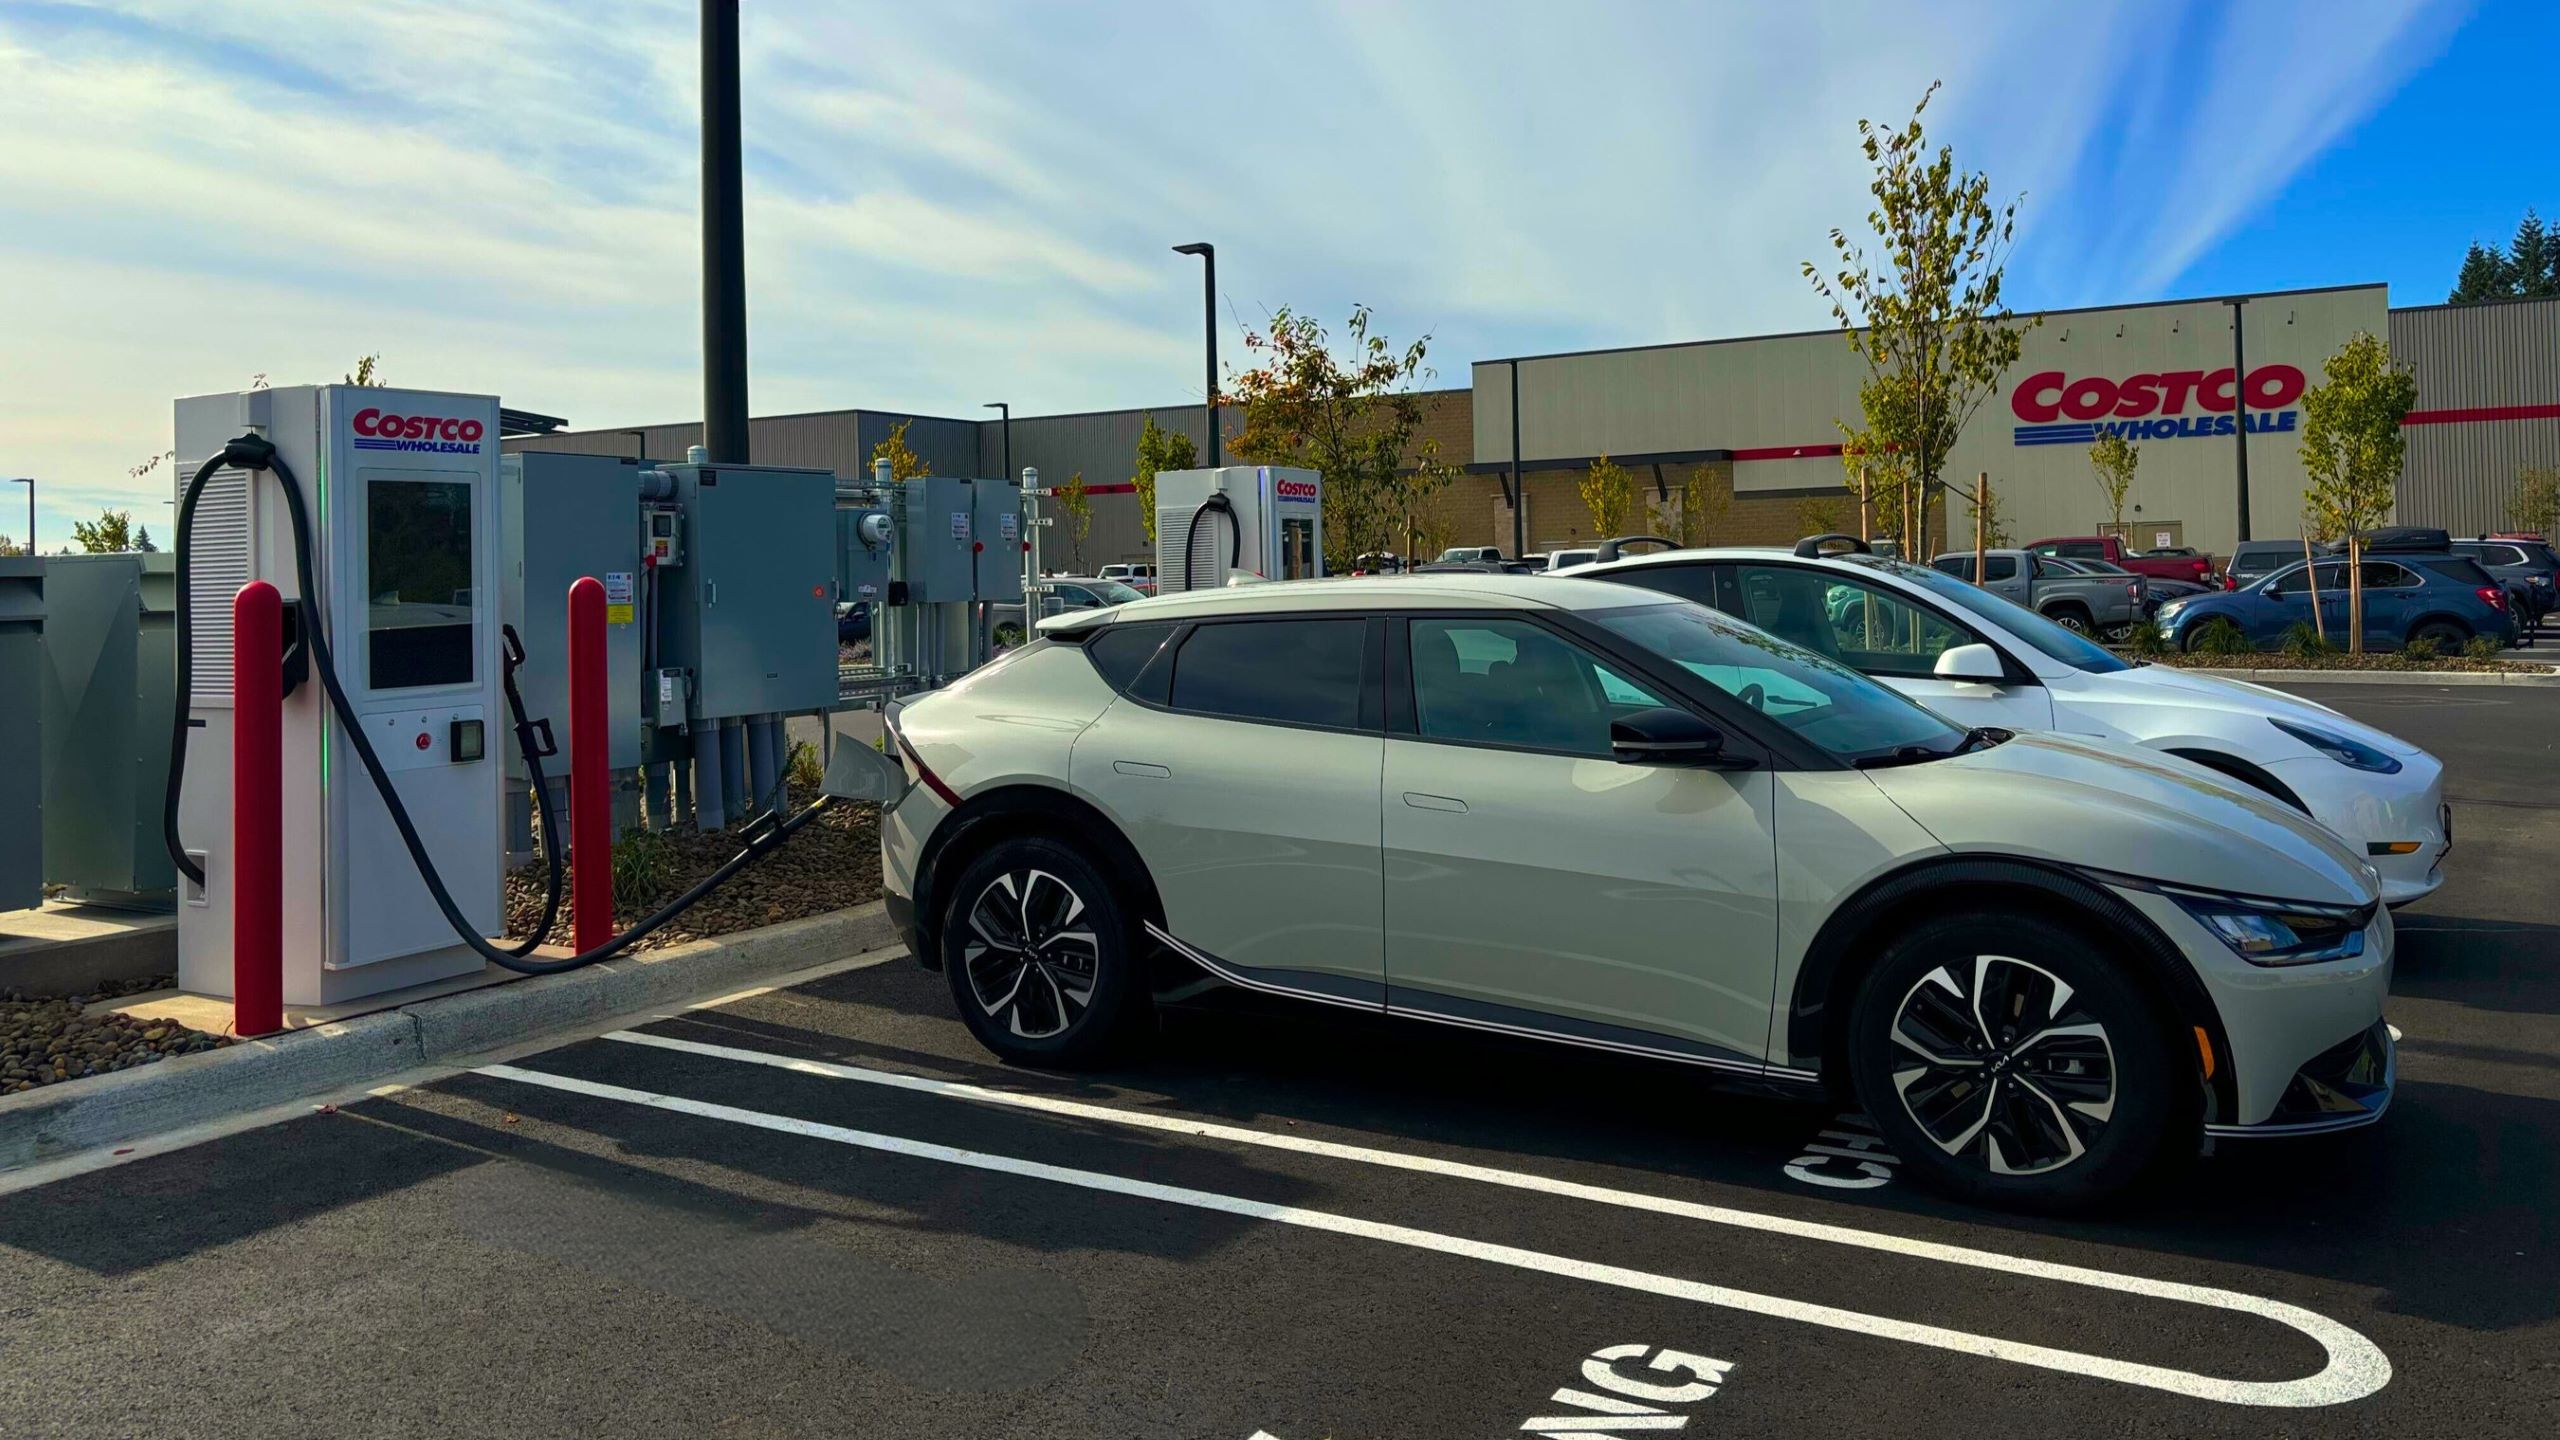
left=350, top=408, right=483, bottom=444
left=2013, top=364, right=2306, bottom=422
left=1275, top=479, right=1318, bottom=500
left=354, top=407, right=384, bottom=436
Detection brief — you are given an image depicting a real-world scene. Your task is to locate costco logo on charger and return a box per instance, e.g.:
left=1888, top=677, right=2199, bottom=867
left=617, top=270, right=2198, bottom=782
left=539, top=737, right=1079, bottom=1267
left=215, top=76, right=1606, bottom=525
left=1274, top=478, right=1318, bottom=500
left=352, top=407, right=486, bottom=455
left=2010, top=364, right=2305, bottom=447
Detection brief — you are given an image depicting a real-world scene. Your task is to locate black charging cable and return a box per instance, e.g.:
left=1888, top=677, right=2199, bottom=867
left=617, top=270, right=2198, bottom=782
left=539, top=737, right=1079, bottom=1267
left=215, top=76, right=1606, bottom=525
left=1181, top=490, right=1239, bottom=592
left=163, top=435, right=831, bottom=976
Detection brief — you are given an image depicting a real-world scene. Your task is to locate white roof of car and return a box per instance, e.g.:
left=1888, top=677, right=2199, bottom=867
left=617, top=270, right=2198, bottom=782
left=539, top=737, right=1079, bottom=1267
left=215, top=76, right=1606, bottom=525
left=1037, top=573, right=1655, bottom=633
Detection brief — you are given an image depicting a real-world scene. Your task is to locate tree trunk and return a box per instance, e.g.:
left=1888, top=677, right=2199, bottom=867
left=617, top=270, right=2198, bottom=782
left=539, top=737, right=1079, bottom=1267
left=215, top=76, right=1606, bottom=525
left=2303, top=537, right=2324, bottom=645
left=1973, top=472, right=1987, bottom=589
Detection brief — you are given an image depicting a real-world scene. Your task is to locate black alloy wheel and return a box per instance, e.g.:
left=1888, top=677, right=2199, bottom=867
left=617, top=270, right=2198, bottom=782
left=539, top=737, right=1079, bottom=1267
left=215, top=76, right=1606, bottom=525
left=939, top=835, right=1144, bottom=1066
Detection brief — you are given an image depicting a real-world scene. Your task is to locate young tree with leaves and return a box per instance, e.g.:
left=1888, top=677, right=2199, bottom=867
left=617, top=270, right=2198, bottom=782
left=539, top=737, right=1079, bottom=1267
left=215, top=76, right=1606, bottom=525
left=1130, top=413, right=1198, bottom=546
left=1579, top=454, right=1634, bottom=539
left=1807, top=82, right=2033, bottom=553
left=1224, top=305, right=1446, bottom=571
left=2087, top=431, right=2140, bottom=532
left=1057, top=471, right=1093, bottom=569
left=344, top=354, right=386, bottom=386
left=1668, top=464, right=1730, bottom=546
left=70, top=508, right=155, bottom=553
left=1796, top=496, right=1848, bottom=536
left=2506, top=465, right=2560, bottom=537
left=871, top=418, right=933, bottom=481
left=2298, top=332, right=2418, bottom=654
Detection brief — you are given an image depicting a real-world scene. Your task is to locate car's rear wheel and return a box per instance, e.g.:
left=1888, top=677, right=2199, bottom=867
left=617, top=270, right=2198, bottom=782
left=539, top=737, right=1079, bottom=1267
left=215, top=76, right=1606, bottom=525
left=1846, top=911, right=2188, bottom=1211
left=939, top=835, right=1147, bottom=1067
left=2408, top=619, right=2467, bottom=650
left=2045, top=605, right=2094, bottom=636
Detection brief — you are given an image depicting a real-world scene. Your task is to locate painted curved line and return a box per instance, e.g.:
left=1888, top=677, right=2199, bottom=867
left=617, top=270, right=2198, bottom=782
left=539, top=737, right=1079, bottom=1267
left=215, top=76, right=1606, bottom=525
left=566, top=1034, right=2388, bottom=1408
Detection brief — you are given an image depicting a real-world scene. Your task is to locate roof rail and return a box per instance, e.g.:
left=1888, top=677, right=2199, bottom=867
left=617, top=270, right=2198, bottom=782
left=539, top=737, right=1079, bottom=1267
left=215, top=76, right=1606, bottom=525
left=1793, top=532, right=1872, bottom=558
left=1592, top=534, right=1678, bottom=564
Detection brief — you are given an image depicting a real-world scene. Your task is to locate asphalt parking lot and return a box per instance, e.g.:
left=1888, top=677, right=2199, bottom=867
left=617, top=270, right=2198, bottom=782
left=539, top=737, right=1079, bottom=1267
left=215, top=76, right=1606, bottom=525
left=0, top=679, right=2552, bottom=1439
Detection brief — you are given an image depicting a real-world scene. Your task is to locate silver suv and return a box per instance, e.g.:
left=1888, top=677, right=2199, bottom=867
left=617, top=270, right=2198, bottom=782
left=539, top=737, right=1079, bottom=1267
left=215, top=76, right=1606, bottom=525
left=846, top=574, right=2396, bottom=1209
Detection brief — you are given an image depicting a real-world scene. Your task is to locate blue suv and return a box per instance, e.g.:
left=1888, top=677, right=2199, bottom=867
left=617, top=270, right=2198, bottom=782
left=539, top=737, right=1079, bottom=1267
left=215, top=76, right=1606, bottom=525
left=2155, top=553, right=2513, bottom=653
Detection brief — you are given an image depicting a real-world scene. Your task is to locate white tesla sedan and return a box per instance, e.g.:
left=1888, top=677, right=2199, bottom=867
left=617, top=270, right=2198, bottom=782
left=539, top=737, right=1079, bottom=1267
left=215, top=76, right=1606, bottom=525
left=1564, top=541, right=2449, bottom=906
left=832, top=574, right=2397, bottom=1210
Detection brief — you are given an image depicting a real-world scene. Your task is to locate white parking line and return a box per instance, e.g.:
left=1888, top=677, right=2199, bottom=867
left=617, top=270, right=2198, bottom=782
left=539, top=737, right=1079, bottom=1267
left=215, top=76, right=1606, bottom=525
left=483, top=1035, right=2390, bottom=1408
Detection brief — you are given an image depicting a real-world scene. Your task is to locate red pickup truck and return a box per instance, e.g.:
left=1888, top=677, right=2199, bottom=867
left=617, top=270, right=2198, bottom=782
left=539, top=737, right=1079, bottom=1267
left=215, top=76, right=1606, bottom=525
left=2025, top=535, right=2217, bottom=585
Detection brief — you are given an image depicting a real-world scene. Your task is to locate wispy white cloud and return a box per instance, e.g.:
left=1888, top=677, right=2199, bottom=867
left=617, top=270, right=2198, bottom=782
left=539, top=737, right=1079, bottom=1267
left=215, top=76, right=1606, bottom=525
left=0, top=0, right=2463, bottom=546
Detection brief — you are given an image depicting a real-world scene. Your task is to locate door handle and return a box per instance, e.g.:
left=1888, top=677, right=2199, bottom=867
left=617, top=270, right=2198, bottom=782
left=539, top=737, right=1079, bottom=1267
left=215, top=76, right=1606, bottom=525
left=1113, top=760, right=1170, bottom=779
left=1402, top=791, right=1468, bottom=813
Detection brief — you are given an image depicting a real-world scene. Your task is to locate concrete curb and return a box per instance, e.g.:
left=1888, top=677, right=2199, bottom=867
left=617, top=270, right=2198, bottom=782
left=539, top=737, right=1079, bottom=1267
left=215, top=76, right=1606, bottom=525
left=0, top=900, right=897, bottom=1172
left=2180, top=666, right=2560, bottom=686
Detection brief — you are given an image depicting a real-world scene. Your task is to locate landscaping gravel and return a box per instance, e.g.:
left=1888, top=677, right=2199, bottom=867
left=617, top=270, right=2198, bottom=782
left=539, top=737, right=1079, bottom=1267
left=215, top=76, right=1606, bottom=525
left=2, top=976, right=229, bottom=1096
left=505, top=801, right=882, bottom=954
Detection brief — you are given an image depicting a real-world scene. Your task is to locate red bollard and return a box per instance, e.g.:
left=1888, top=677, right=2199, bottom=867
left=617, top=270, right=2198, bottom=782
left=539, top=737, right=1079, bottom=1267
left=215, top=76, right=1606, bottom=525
left=231, top=581, right=284, bottom=1038
left=567, top=576, right=613, bottom=953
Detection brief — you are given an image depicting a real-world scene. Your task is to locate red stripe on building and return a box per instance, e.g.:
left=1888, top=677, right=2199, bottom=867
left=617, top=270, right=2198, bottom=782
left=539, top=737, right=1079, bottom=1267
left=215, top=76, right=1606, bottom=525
left=1729, top=444, right=1846, bottom=463
left=2401, top=404, right=2560, bottom=426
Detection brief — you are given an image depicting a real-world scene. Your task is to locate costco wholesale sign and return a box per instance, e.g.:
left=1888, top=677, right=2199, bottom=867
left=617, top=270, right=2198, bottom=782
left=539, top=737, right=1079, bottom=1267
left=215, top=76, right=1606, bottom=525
left=2011, top=365, right=2307, bottom=447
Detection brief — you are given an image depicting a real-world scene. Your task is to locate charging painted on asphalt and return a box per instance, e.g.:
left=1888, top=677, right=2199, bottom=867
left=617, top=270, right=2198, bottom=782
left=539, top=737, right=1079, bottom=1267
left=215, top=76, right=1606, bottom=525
left=480, top=1032, right=2394, bottom=1410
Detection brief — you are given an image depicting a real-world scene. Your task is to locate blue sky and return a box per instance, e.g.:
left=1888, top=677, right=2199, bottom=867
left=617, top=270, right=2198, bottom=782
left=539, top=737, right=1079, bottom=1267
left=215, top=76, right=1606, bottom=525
left=0, top=0, right=2545, bottom=545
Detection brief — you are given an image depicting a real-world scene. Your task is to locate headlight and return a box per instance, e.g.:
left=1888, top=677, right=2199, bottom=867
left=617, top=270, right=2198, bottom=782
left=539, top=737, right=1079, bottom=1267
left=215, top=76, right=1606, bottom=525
left=2165, top=886, right=2372, bottom=966
left=2270, top=718, right=2402, bottom=774
left=2156, top=600, right=2187, bottom=618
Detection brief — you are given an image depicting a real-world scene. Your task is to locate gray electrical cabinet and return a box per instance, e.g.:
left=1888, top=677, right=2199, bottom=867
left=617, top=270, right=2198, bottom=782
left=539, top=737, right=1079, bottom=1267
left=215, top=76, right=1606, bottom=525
left=0, top=559, right=42, bottom=914
left=835, top=506, right=894, bottom=607
left=38, top=553, right=177, bottom=908
left=500, top=453, right=644, bottom=773
left=973, top=478, right=1024, bottom=602
left=655, top=462, right=839, bottom=722
left=896, top=477, right=979, bottom=603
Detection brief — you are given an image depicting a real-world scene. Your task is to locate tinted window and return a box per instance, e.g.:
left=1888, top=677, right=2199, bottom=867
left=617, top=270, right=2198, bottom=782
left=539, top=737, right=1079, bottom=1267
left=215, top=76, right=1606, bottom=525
left=1409, top=618, right=1662, bottom=755
left=2267, top=561, right=2345, bottom=596
left=2060, top=542, right=2105, bottom=559
left=1935, top=555, right=2018, bottom=583
left=1728, top=564, right=1974, bottom=678
left=1169, top=619, right=1365, bottom=728
left=1589, top=604, right=1965, bottom=763
left=2416, top=557, right=2493, bottom=586
left=1086, top=623, right=1176, bottom=692
left=2361, top=561, right=2420, bottom=589
left=1874, top=559, right=2132, bottom=673
left=1608, top=562, right=1719, bottom=607
left=2228, top=546, right=2290, bottom=576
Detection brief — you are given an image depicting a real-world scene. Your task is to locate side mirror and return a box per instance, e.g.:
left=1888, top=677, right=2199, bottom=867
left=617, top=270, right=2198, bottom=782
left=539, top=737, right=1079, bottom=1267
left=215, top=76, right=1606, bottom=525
left=1609, top=707, right=1746, bottom=767
left=1932, top=643, right=2005, bottom=683
left=820, top=734, right=912, bottom=805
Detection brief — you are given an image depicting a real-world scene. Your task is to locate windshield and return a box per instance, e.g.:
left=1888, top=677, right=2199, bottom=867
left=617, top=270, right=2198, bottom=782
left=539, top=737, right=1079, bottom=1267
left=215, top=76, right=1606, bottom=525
left=1590, top=603, right=1968, bottom=765
left=1844, top=556, right=2134, bottom=674
left=1087, top=578, right=1146, bottom=604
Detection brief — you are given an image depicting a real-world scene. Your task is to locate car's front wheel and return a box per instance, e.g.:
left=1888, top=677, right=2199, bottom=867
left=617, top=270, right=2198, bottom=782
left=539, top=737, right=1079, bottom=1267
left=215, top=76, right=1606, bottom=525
left=1846, top=911, right=2188, bottom=1211
left=938, top=835, right=1147, bottom=1067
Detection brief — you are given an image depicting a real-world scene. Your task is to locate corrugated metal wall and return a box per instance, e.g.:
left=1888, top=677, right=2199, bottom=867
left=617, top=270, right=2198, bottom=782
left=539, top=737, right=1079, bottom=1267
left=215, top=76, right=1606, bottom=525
left=2391, top=297, right=2560, bottom=534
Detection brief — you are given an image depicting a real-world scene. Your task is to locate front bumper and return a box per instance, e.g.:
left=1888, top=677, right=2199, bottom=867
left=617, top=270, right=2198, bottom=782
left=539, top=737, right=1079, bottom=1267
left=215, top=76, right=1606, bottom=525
left=2205, top=1018, right=2395, bottom=1137
left=2267, top=753, right=2448, bottom=907
left=2113, top=884, right=2394, bottom=1127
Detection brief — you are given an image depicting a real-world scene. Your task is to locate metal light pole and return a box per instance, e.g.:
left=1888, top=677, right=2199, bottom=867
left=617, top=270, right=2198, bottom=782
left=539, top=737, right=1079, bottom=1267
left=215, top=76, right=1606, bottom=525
left=1172, top=242, right=1218, bottom=465
left=4, top=478, right=29, bottom=554
left=2224, top=296, right=2252, bottom=543
left=1508, top=361, right=1526, bottom=560
left=624, top=429, right=649, bottom=460
left=983, top=402, right=1011, bottom=484
left=701, top=0, right=749, bottom=464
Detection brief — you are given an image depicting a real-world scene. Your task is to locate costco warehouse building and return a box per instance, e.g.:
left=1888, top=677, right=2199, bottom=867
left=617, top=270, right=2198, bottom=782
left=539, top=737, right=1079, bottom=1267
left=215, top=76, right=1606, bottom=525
left=509, top=284, right=2560, bottom=566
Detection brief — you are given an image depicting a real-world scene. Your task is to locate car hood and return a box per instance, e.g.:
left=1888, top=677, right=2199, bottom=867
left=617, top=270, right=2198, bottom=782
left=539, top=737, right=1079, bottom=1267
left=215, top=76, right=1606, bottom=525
left=2087, top=663, right=2425, bottom=757
left=1862, top=732, right=2380, bottom=907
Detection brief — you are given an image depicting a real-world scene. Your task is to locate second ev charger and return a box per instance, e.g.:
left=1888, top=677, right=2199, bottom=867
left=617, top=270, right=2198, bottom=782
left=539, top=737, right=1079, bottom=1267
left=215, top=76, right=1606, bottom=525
left=1151, top=466, right=1323, bottom=593
left=174, top=385, right=504, bottom=1005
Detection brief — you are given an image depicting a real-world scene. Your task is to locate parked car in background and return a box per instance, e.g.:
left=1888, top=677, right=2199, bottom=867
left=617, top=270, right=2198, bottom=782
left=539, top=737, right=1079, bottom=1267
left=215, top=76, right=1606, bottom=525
left=2027, top=535, right=2217, bottom=586
left=2040, top=555, right=2212, bottom=615
left=835, top=599, right=872, bottom=645
left=1570, top=539, right=2450, bottom=905
left=2154, top=554, right=2512, bottom=655
left=1351, top=552, right=1406, bottom=575
left=1545, top=547, right=1600, bottom=571
left=2222, top=540, right=2317, bottom=591
left=2451, top=536, right=2557, bottom=629
left=991, top=575, right=1148, bottom=644
left=1932, top=548, right=2146, bottom=639
left=1097, top=562, right=1157, bottom=595
left=873, top=570, right=2398, bottom=1208
left=1438, top=545, right=1509, bottom=565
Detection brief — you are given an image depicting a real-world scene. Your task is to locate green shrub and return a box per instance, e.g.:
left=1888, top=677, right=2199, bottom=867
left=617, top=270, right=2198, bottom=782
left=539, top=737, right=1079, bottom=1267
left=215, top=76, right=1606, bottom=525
left=2464, top=634, right=2502, bottom=662
left=2123, top=620, right=2166, bottom=658
left=612, top=825, right=678, bottom=911
left=2192, top=619, right=2253, bottom=659
left=2280, top=622, right=2335, bottom=661
left=786, top=738, right=824, bottom=795
left=2401, top=634, right=2441, bottom=662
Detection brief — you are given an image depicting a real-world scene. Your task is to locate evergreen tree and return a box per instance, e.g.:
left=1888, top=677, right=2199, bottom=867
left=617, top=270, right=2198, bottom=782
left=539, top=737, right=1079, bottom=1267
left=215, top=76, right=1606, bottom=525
left=2510, top=209, right=2555, bottom=297
left=2450, top=241, right=2514, bottom=303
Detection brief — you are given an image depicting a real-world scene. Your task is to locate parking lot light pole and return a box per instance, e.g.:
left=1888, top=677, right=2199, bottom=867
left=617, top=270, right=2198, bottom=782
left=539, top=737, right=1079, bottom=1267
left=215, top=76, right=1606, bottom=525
left=1172, top=243, right=1218, bottom=465
left=2225, top=296, right=2252, bottom=543
left=4, top=477, right=29, bottom=553
left=983, top=402, right=1011, bottom=486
